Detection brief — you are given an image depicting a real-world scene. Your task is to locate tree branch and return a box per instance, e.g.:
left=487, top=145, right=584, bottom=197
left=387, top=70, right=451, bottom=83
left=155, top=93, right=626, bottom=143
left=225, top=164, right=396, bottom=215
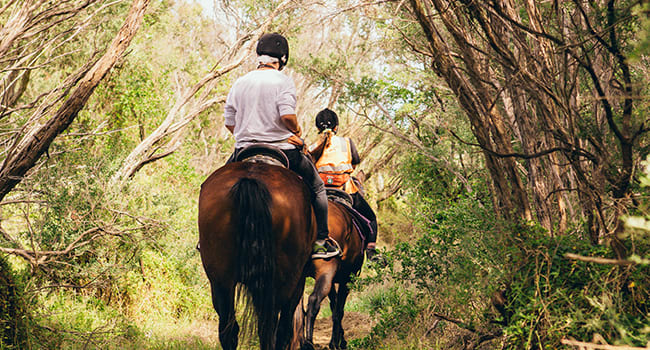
left=564, top=253, right=647, bottom=266
left=447, top=128, right=598, bottom=163
left=0, top=0, right=151, bottom=201
left=111, top=0, right=297, bottom=184
left=561, top=338, right=650, bottom=349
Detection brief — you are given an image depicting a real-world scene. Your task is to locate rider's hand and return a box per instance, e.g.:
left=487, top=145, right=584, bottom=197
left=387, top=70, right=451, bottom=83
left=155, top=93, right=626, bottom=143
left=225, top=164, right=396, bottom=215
left=319, top=129, right=333, bottom=147
left=287, top=134, right=304, bottom=147
left=292, top=125, right=302, bottom=137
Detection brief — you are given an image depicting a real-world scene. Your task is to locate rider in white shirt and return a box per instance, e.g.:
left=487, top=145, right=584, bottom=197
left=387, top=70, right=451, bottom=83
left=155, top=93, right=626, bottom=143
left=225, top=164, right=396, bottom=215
left=223, top=33, right=339, bottom=259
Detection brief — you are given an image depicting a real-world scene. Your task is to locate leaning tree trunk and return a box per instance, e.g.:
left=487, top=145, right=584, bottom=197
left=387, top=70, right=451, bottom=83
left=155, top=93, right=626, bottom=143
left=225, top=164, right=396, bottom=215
left=405, top=0, right=644, bottom=251
left=410, top=0, right=533, bottom=223
left=110, top=0, right=298, bottom=185
left=0, top=0, right=151, bottom=202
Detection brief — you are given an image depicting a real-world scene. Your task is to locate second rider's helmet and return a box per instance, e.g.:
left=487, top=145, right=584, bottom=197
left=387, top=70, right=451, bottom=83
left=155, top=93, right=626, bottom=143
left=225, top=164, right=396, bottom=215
left=256, top=33, right=289, bottom=70
left=315, top=108, right=339, bottom=133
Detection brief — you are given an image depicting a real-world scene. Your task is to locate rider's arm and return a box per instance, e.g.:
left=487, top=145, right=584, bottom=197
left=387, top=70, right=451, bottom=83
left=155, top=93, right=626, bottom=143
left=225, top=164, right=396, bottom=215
left=224, top=87, right=237, bottom=135
left=281, top=114, right=304, bottom=147
left=278, top=77, right=299, bottom=136
left=280, top=114, right=302, bottom=136
left=349, top=138, right=361, bottom=170
left=277, top=77, right=302, bottom=146
left=309, top=130, right=334, bottom=161
left=308, top=138, right=326, bottom=162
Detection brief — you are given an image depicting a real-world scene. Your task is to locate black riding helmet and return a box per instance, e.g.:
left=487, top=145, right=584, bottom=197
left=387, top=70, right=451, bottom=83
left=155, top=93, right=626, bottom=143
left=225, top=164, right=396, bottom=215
left=315, top=108, right=339, bottom=133
left=256, top=33, right=289, bottom=70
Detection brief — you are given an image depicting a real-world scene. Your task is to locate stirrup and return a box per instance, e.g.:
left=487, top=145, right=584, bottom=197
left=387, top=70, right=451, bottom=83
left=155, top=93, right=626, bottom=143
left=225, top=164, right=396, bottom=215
left=312, top=237, right=340, bottom=259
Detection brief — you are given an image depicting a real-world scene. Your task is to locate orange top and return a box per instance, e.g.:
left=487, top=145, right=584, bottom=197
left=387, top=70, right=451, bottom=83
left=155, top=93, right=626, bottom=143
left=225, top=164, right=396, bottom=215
left=315, top=136, right=353, bottom=174
left=315, top=136, right=359, bottom=194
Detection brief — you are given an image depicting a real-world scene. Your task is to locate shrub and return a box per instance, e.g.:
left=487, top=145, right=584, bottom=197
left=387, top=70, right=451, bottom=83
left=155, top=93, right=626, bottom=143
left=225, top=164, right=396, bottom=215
left=353, top=195, right=508, bottom=348
left=0, top=254, right=32, bottom=349
left=503, top=233, right=650, bottom=348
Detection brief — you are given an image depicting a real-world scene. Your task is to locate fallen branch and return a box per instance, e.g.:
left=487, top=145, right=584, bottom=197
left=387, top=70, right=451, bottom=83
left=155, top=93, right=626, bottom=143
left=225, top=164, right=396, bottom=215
left=0, top=226, right=107, bottom=266
left=561, top=338, right=650, bottom=350
left=564, top=253, right=648, bottom=266
left=0, top=199, right=46, bottom=206
left=421, top=318, right=440, bottom=340
left=429, top=312, right=503, bottom=348
left=431, top=311, right=475, bottom=333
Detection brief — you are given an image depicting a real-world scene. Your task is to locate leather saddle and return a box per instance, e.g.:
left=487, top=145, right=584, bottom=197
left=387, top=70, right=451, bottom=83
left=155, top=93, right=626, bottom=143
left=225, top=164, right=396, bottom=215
left=326, top=188, right=371, bottom=246
left=326, top=188, right=353, bottom=207
left=234, top=144, right=289, bottom=168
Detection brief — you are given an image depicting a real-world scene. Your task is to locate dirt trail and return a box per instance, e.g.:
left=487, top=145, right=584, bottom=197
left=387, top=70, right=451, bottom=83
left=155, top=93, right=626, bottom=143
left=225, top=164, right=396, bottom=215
left=185, top=310, right=373, bottom=348
left=311, top=311, right=374, bottom=348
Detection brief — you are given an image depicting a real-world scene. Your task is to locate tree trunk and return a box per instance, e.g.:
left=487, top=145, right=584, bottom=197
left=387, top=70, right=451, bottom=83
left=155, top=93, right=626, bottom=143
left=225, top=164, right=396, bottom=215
left=410, top=0, right=532, bottom=222
left=405, top=0, right=643, bottom=248
left=110, top=0, right=297, bottom=184
left=0, top=0, right=151, bottom=202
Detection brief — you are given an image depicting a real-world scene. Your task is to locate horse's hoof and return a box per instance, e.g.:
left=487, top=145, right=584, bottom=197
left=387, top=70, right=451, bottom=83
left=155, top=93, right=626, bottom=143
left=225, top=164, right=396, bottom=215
left=302, top=340, right=316, bottom=350
left=328, top=339, right=347, bottom=350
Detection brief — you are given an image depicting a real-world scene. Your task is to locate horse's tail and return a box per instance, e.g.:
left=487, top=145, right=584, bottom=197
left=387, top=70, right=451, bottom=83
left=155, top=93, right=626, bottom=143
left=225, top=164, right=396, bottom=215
left=228, top=177, right=276, bottom=339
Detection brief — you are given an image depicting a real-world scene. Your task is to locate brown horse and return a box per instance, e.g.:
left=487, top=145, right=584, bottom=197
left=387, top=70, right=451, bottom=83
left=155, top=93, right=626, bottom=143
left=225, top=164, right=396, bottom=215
left=303, top=195, right=366, bottom=350
left=198, top=161, right=315, bottom=350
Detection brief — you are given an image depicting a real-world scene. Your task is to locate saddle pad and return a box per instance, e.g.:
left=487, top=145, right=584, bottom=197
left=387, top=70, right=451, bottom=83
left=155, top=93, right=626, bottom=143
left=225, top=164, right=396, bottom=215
left=325, top=188, right=353, bottom=207
left=328, top=196, right=372, bottom=250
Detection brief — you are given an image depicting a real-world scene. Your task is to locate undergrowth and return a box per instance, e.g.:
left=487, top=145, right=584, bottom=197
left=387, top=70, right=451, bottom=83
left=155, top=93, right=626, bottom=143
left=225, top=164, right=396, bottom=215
left=349, top=150, right=650, bottom=349
left=351, top=211, right=650, bottom=349
left=0, top=254, right=32, bottom=349
left=503, top=232, right=650, bottom=348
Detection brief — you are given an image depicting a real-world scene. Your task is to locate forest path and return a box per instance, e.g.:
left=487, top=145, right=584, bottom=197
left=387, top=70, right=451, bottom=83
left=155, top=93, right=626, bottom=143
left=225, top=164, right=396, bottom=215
left=185, top=311, right=373, bottom=349
left=184, top=293, right=375, bottom=349
left=310, top=311, right=374, bottom=349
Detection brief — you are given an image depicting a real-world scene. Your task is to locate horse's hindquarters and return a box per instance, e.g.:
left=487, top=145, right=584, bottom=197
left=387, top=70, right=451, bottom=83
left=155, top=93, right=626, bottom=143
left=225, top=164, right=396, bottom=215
left=198, top=162, right=315, bottom=350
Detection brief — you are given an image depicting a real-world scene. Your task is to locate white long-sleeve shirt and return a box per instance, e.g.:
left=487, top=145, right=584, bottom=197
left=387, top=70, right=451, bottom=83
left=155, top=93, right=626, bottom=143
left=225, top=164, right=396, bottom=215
left=224, top=69, right=296, bottom=150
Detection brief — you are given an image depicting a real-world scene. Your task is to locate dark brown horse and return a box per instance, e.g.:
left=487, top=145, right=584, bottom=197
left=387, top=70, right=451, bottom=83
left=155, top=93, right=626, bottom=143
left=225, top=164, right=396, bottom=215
left=198, top=161, right=315, bottom=350
left=303, top=195, right=365, bottom=350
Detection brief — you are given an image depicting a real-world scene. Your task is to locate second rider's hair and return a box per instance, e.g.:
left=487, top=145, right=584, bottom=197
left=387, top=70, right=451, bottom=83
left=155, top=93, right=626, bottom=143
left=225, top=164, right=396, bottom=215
left=315, top=108, right=339, bottom=133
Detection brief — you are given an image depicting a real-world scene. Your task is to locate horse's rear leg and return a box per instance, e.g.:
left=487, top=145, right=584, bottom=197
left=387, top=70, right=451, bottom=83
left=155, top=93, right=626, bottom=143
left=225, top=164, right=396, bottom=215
left=210, top=282, right=239, bottom=350
left=290, top=295, right=305, bottom=350
left=305, top=272, right=335, bottom=349
left=276, top=276, right=306, bottom=350
left=329, top=282, right=350, bottom=350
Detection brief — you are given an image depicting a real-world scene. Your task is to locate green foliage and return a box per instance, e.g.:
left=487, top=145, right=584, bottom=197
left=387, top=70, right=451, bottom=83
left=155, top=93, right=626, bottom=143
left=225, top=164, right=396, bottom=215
left=503, top=233, right=650, bottom=348
left=354, top=180, right=507, bottom=347
left=342, top=76, right=439, bottom=125
left=631, top=3, right=650, bottom=59
left=350, top=286, right=422, bottom=349
left=36, top=291, right=135, bottom=349
left=2, top=0, right=647, bottom=348
left=7, top=149, right=213, bottom=348
left=92, top=58, right=170, bottom=159
left=0, top=254, right=32, bottom=349
left=401, top=153, right=458, bottom=200
left=394, top=197, right=507, bottom=303
left=359, top=195, right=650, bottom=349
left=625, top=159, right=650, bottom=265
